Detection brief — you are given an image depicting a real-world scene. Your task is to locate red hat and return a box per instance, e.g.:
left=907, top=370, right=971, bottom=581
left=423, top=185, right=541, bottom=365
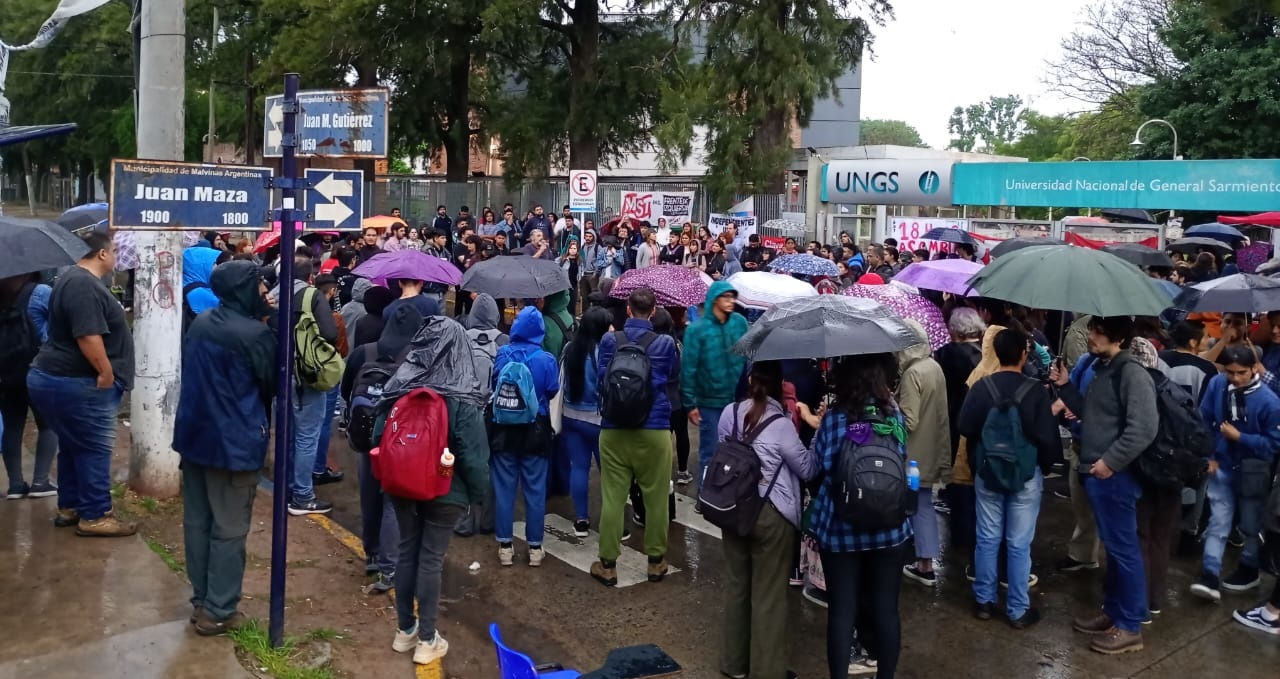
left=858, top=273, right=885, bottom=285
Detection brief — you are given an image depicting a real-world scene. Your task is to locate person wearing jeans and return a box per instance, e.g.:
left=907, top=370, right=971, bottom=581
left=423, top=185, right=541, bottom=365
left=959, top=328, right=1059, bottom=627
left=681, top=281, right=748, bottom=495
left=1192, top=346, right=1280, bottom=600
left=312, top=385, right=345, bottom=484
left=26, top=232, right=135, bottom=537
left=1053, top=316, right=1157, bottom=655
left=1, top=274, right=55, bottom=499
left=560, top=309, right=610, bottom=536
left=172, top=259, right=276, bottom=635
left=489, top=307, right=560, bottom=567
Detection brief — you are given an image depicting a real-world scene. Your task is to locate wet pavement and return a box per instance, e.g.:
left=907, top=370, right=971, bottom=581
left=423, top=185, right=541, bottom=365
left=315, top=428, right=1280, bottom=679
left=0, top=496, right=251, bottom=679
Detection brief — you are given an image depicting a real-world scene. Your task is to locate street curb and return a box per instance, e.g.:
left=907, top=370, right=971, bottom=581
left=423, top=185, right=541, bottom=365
left=258, top=478, right=444, bottom=678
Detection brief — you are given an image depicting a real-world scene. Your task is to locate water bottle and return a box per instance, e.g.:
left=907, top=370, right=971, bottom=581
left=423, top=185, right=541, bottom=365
left=440, top=448, right=455, bottom=478
left=907, top=460, right=921, bottom=492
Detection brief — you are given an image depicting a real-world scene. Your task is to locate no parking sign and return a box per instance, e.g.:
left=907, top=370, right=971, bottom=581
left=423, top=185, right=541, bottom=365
left=569, top=169, right=597, bottom=212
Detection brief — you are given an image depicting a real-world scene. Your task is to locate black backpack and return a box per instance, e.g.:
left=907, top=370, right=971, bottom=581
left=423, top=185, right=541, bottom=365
left=831, top=410, right=916, bottom=531
left=0, top=282, right=39, bottom=390
left=698, top=402, right=786, bottom=537
left=346, top=345, right=408, bottom=453
left=600, top=331, right=656, bottom=428
left=182, top=281, right=209, bottom=337
left=1112, top=366, right=1211, bottom=490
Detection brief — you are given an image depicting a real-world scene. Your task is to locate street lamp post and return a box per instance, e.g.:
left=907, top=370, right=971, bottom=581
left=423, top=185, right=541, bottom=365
left=1131, top=119, right=1181, bottom=161
left=1131, top=119, right=1180, bottom=249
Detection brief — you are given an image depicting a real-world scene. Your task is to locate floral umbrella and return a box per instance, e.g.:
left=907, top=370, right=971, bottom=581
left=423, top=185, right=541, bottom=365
left=769, top=253, right=839, bottom=277
left=843, top=282, right=948, bottom=350
left=609, top=264, right=708, bottom=307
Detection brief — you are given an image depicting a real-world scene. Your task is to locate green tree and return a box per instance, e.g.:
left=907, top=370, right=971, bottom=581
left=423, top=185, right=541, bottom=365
left=858, top=119, right=926, bottom=147
left=947, top=94, right=1024, bottom=153
left=995, top=112, right=1068, bottom=160
left=661, top=0, right=891, bottom=208
left=1138, top=0, right=1280, bottom=159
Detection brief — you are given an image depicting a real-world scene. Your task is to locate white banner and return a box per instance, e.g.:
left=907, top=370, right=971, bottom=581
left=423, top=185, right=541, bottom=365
left=889, top=217, right=970, bottom=255
left=619, top=190, right=696, bottom=225
left=707, top=213, right=758, bottom=238
left=0, top=0, right=112, bottom=125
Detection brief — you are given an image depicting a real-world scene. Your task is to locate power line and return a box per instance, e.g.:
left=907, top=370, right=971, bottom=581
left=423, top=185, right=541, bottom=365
left=9, top=70, right=133, bottom=79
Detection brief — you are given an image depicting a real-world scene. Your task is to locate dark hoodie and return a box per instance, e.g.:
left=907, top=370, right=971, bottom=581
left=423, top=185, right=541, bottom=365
left=340, top=305, right=423, bottom=404
left=354, top=286, right=397, bottom=347
left=174, top=261, right=277, bottom=472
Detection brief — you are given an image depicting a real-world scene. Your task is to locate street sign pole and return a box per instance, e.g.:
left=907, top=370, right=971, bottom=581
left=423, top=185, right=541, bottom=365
left=268, top=72, right=305, bottom=649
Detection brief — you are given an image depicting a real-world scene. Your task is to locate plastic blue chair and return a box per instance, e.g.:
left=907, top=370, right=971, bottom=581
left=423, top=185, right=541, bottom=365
left=490, top=623, right=582, bottom=679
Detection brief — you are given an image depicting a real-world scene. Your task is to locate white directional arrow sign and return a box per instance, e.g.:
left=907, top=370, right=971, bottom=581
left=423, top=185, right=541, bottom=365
left=265, top=98, right=283, bottom=153
left=314, top=173, right=353, bottom=202
left=315, top=199, right=354, bottom=226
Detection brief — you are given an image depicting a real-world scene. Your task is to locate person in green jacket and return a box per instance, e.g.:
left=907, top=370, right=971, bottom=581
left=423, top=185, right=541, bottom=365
left=538, top=289, right=574, bottom=359
left=682, top=279, right=749, bottom=491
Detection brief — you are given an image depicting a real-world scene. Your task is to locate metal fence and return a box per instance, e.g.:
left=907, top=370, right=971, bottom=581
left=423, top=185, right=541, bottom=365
left=368, top=176, right=786, bottom=230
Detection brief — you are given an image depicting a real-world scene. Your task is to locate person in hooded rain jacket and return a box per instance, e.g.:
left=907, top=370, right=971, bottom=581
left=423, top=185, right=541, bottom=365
left=681, top=280, right=749, bottom=494
left=490, top=307, right=560, bottom=568
left=340, top=278, right=374, bottom=350
left=452, top=293, right=509, bottom=537
left=173, top=259, right=277, bottom=636
left=896, top=319, right=951, bottom=587
left=182, top=246, right=224, bottom=334
left=538, top=289, right=574, bottom=359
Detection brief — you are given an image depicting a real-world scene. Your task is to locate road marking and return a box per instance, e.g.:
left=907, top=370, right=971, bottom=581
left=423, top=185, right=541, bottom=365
left=626, top=492, right=722, bottom=540
left=514, top=515, right=682, bottom=588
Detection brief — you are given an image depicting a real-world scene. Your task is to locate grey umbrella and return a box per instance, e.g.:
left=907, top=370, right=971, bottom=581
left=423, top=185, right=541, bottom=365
left=460, top=254, right=569, bottom=298
left=732, top=295, right=922, bottom=361
left=1172, top=273, right=1280, bottom=313
left=0, top=216, right=90, bottom=279
left=1101, top=243, right=1174, bottom=269
left=989, top=237, right=1067, bottom=259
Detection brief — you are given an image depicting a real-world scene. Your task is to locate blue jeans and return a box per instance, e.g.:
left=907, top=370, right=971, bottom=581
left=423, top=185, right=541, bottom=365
left=357, top=451, right=399, bottom=576
left=26, top=369, right=122, bottom=520
left=314, top=386, right=339, bottom=474
left=561, top=416, right=601, bottom=521
left=696, top=406, right=725, bottom=495
left=1085, top=470, right=1148, bottom=632
left=1203, top=469, right=1266, bottom=576
left=974, top=470, right=1043, bottom=619
left=291, top=386, right=327, bottom=503
left=491, top=452, right=548, bottom=546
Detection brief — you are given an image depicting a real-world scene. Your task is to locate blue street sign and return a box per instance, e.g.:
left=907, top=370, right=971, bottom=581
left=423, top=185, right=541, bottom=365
left=263, top=88, right=389, bottom=158
left=109, top=159, right=272, bottom=230
left=304, top=168, right=364, bottom=230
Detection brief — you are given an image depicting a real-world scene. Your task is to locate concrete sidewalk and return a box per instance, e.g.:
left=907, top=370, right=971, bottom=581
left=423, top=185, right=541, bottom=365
left=0, top=496, right=252, bottom=679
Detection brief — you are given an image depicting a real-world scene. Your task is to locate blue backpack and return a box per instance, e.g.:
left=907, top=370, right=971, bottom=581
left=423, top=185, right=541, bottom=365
left=492, top=360, right=539, bottom=425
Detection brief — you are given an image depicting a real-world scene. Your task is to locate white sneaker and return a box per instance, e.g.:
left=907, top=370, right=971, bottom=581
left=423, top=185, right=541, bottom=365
left=498, top=544, right=514, bottom=566
left=392, top=623, right=418, bottom=653
left=413, top=632, right=449, bottom=665
left=529, top=547, right=545, bottom=567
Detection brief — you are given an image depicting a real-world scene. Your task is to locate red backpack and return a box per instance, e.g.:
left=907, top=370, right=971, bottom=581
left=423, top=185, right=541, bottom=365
left=370, top=388, right=453, bottom=501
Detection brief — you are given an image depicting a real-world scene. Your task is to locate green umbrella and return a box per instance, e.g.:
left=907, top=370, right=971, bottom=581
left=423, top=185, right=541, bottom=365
left=964, top=245, right=1174, bottom=317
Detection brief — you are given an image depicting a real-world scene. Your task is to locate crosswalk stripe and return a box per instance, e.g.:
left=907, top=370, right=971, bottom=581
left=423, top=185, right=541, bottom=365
left=626, top=492, right=722, bottom=540
left=514, top=515, right=682, bottom=588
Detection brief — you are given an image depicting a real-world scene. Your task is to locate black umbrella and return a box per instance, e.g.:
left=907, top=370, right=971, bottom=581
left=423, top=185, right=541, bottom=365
left=0, top=216, right=91, bottom=278
left=56, top=203, right=109, bottom=234
left=460, top=254, right=569, bottom=298
left=1173, top=273, right=1280, bottom=313
left=989, top=237, right=1067, bottom=259
left=1167, top=237, right=1232, bottom=256
left=1101, top=243, right=1174, bottom=269
left=920, top=227, right=978, bottom=246
left=1100, top=208, right=1156, bottom=224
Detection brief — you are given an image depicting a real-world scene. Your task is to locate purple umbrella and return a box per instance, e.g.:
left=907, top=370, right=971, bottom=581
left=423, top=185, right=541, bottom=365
left=352, top=249, right=462, bottom=287
left=893, top=259, right=983, bottom=296
left=843, top=282, right=949, bottom=350
left=609, top=264, right=708, bottom=307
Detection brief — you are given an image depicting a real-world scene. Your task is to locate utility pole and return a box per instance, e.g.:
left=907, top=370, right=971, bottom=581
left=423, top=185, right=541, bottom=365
left=129, top=0, right=185, bottom=498
left=205, top=6, right=217, bottom=162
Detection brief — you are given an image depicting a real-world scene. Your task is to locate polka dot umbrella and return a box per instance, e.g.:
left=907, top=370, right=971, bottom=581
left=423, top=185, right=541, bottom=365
left=843, top=282, right=949, bottom=350
left=609, top=264, right=709, bottom=307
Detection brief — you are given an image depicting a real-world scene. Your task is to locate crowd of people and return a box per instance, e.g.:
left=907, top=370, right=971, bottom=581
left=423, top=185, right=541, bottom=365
left=1, top=210, right=1278, bottom=678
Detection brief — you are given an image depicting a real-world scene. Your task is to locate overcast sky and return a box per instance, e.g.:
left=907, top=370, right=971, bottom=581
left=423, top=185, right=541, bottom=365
left=858, top=0, right=1097, bottom=149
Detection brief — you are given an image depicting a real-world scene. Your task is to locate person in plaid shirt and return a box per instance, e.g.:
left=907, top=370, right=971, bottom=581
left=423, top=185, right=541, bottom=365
left=807, top=353, right=912, bottom=679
